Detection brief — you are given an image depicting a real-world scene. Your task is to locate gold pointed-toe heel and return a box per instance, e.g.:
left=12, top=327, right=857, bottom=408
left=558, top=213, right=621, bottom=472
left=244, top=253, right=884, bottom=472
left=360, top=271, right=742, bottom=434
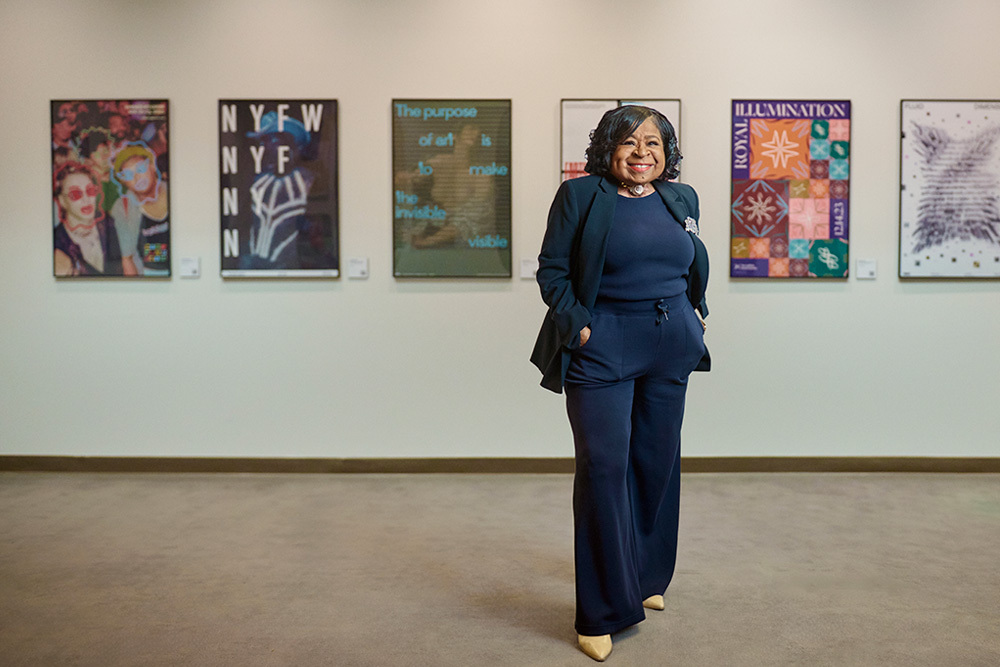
left=642, top=594, right=665, bottom=610
left=578, top=633, right=612, bottom=661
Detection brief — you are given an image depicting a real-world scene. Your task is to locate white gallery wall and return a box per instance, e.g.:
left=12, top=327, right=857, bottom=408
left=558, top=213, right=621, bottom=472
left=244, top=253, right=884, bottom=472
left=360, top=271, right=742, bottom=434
left=1, top=0, right=998, bottom=459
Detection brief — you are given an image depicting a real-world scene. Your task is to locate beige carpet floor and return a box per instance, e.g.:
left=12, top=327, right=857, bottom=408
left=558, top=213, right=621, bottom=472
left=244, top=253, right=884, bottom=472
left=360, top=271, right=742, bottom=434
left=1, top=472, right=998, bottom=666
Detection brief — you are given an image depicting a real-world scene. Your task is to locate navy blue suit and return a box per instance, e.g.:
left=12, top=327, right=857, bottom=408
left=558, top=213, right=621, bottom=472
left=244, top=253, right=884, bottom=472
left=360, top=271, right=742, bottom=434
left=531, top=176, right=709, bottom=394
left=531, top=174, right=711, bottom=636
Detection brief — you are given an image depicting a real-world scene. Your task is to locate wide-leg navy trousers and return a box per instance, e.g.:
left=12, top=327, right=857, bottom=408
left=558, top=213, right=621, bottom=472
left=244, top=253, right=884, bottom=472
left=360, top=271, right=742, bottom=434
left=564, top=293, right=705, bottom=636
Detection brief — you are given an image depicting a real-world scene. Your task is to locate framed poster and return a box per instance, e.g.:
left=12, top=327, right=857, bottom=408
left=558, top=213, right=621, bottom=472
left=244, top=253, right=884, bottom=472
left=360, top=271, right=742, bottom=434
left=219, top=100, right=339, bottom=278
left=392, top=99, right=511, bottom=278
left=51, top=100, right=170, bottom=278
left=730, top=99, right=851, bottom=278
left=899, top=100, right=1000, bottom=278
left=561, top=99, right=681, bottom=181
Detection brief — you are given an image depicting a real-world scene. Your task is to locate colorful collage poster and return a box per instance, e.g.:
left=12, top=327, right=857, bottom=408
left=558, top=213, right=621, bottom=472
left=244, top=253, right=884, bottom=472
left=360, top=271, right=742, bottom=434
left=899, top=100, right=1000, bottom=278
left=392, top=99, right=511, bottom=278
left=730, top=100, right=851, bottom=278
left=51, top=100, right=170, bottom=278
left=561, top=99, right=681, bottom=181
left=219, top=100, right=339, bottom=278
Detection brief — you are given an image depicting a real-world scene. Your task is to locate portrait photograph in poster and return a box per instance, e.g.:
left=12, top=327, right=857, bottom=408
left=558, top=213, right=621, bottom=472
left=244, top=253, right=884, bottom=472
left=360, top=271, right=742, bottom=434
left=219, top=100, right=339, bottom=278
left=561, top=99, right=681, bottom=181
left=50, top=100, right=170, bottom=278
left=899, top=100, right=1000, bottom=278
left=730, top=99, right=851, bottom=279
left=392, top=99, right=511, bottom=278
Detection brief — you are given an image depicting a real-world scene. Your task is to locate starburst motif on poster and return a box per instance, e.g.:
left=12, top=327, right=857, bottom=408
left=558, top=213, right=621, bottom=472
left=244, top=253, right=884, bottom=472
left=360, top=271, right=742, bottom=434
left=790, top=259, right=809, bottom=276
left=799, top=205, right=819, bottom=227
left=746, top=192, right=777, bottom=225
left=760, top=130, right=801, bottom=169
left=830, top=161, right=849, bottom=179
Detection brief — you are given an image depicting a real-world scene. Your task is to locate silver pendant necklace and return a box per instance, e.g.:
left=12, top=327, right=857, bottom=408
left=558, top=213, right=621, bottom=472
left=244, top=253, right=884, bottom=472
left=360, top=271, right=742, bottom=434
left=622, top=182, right=645, bottom=196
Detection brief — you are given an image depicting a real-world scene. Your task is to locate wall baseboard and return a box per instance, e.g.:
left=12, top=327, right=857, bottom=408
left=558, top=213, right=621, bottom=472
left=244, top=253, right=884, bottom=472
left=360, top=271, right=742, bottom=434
left=680, top=457, right=1000, bottom=473
left=1, top=456, right=999, bottom=474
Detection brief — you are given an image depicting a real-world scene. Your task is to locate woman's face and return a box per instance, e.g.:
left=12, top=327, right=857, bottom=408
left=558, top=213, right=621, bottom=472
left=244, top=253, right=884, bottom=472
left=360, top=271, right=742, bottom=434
left=609, top=117, right=666, bottom=186
left=118, top=155, right=154, bottom=197
left=58, top=172, right=98, bottom=228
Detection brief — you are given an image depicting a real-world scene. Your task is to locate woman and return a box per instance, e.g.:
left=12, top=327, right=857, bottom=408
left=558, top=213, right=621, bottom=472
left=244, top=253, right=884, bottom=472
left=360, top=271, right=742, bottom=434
left=531, top=105, right=710, bottom=661
left=53, top=162, right=124, bottom=276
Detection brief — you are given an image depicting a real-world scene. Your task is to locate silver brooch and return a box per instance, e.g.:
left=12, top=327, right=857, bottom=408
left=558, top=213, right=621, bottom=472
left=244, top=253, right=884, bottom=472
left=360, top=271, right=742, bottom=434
left=684, top=216, right=699, bottom=235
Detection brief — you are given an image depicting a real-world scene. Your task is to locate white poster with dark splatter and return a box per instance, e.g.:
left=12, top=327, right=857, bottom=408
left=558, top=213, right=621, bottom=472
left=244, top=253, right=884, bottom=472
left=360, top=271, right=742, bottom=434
left=900, top=100, right=1000, bottom=278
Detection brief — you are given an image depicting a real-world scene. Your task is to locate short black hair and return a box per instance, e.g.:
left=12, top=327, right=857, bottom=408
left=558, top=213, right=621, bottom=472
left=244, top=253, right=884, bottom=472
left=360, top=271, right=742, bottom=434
left=584, top=105, right=681, bottom=181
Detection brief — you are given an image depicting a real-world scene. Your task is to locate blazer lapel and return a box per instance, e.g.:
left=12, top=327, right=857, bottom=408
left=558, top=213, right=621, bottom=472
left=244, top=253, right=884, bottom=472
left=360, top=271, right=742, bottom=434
left=655, top=181, right=690, bottom=226
left=575, top=177, right=618, bottom=309
left=580, top=177, right=617, bottom=249
left=592, top=177, right=618, bottom=219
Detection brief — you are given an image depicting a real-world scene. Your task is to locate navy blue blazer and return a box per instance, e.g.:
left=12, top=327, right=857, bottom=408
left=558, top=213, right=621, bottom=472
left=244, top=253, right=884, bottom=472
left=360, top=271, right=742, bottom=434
left=531, top=175, right=710, bottom=393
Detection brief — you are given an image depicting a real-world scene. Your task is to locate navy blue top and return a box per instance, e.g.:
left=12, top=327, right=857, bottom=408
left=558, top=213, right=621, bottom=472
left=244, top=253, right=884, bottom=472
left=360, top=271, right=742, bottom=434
left=597, top=194, right=694, bottom=303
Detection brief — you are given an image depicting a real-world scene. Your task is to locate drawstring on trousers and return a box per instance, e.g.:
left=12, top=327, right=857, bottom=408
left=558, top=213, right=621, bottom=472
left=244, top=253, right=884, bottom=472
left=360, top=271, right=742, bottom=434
left=655, top=298, right=669, bottom=324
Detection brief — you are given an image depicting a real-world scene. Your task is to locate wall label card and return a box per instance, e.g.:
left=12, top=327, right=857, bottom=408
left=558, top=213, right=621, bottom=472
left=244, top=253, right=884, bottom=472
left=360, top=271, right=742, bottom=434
left=899, top=99, right=1000, bottom=278
left=51, top=99, right=170, bottom=278
left=392, top=99, right=511, bottom=278
left=219, top=99, right=339, bottom=278
left=730, top=99, right=851, bottom=278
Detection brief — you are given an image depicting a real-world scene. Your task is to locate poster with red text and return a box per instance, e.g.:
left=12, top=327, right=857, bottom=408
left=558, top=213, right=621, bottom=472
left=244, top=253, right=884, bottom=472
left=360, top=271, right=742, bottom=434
left=561, top=99, right=681, bottom=182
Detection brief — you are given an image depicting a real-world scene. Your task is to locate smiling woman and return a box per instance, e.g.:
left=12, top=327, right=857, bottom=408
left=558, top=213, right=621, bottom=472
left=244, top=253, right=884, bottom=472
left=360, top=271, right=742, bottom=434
left=584, top=105, right=682, bottom=193
left=52, top=162, right=124, bottom=276
left=608, top=117, right=667, bottom=194
left=531, top=104, right=710, bottom=661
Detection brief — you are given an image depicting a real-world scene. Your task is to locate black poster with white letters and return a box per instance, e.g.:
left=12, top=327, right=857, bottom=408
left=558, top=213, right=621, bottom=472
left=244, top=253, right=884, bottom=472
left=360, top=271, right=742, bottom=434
left=219, top=99, right=339, bottom=277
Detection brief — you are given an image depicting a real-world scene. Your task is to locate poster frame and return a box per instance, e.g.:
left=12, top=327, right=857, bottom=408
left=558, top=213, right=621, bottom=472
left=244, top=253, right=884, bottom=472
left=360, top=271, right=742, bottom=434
left=391, top=98, right=512, bottom=279
left=559, top=98, right=682, bottom=182
left=50, top=99, right=172, bottom=279
left=730, top=98, right=852, bottom=280
left=218, top=98, right=340, bottom=279
left=898, top=98, right=1000, bottom=280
